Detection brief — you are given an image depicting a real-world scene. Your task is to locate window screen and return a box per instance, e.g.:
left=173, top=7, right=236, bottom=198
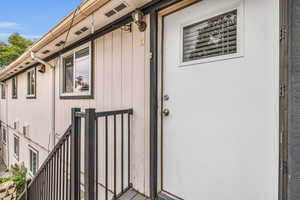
left=183, top=10, right=237, bottom=62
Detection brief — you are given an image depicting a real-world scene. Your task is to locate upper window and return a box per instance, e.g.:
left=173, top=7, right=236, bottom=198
left=182, top=9, right=239, bottom=64
left=29, top=146, right=38, bottom=175
left=61, top=44, right=91, bottom=98
left=27, top=69, right=36, bottom=98
left=12, top=76, right=17, bottom=99
left=1, top=84, right=5, bottom=99
left=14, top=136, right=20, bottom=160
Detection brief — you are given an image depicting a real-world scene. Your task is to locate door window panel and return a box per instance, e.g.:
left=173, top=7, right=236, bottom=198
left=182, top=10, right=238, bottom=62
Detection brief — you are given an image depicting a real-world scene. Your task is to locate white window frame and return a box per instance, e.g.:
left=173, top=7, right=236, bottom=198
left=2, top=126, right=7, bottom=145
left=13, top=135, right=20, bottom=161
left=29, top=146, right=39, bottom=176
left=27, top=68, right=36, bottom=98
left=60, top=42, right=92, bottom=97
left=179, top=0, right=244, bottom=67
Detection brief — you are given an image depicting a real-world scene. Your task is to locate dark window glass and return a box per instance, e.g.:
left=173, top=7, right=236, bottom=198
left=14, top=136, right=19, bottom=159
left=29, top=149, right=38, bottom=175
left=2, top=128, right=6, bottom=143
left=27, top=70, right=36, bottom=96
left=1, top=84, right=5, bottom=99
left=63, top=55, right=74, bottom=93
left=12, top=77, right=17, bottom=98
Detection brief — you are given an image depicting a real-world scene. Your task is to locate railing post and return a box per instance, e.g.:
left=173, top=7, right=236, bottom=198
left=71, top=108, right=81, bottom=200
left=25, top=179, right=31, bottom=200
left=84, top=109, right=96, bottom=200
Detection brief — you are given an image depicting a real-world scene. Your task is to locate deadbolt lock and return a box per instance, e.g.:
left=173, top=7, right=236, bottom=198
left=163, top=94, right=170, bottom=101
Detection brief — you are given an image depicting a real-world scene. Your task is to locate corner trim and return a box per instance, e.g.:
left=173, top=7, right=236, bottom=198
left=149, top=10, right=159, bottom=200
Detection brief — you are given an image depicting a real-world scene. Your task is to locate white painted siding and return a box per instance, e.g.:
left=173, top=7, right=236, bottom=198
left=0, top=65, right=53, bottom=173
left=0, top=17, right=150, bottom=196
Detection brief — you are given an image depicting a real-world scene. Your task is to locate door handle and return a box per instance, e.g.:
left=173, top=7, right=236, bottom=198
left=162, top=108, right=170, bottom=116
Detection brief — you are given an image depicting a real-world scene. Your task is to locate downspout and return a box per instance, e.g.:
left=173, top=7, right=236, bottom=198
left=0, top=82, right=9, bottom=167
left=30, top=52, right=56, bottom=149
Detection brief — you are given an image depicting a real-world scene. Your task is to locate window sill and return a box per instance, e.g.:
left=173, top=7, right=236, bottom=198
left=26, top=95, right=36, bottom=99
left=60, top=94, right=93, bottom=100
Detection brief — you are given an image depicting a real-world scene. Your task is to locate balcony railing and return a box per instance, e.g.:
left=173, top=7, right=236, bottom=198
left=18, top=108, right=133, bottom=200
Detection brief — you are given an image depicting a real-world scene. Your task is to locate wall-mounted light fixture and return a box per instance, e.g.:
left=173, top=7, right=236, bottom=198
left=38, top=65, right=46, bottom=73
left=132, top=10, right=147, bottom=32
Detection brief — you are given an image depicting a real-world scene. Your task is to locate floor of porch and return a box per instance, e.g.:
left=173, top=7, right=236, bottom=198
left=118, top=189, right=150, bottom=200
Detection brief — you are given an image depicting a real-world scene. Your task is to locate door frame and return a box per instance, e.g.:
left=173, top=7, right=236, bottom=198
left=154, top=1, right=203, bottom=199
left=279, top=0, right=289, bottom=200
left=150, top=0, right=289, bottom=199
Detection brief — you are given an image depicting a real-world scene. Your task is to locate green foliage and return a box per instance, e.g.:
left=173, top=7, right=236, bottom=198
left=0, top=33, right=33, bottom=67
left=0, top=177, right=10, bottom=183
left=0, top=164, right=27, bottom=198
left=10, top=164, right=27, bottom=197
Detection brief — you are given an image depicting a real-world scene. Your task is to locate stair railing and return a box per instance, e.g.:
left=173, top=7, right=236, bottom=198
left=18, top=107, right=133, bottom=200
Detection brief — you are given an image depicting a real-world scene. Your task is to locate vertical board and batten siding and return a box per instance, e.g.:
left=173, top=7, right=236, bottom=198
left=0, top=14, right=151, bottom=197
left=54, top=16, right=151, bottom=196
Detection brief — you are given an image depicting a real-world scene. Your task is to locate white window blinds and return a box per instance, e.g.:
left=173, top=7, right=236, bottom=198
left=183, top=10, right=237, bottom=62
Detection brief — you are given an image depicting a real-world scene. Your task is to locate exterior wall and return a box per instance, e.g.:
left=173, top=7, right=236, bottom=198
left=0, top=17, right=150, bottom=195
left=0, top=64, right=52, bottom=172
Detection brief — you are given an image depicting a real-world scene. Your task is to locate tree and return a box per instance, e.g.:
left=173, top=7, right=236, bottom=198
left=0, top=33, right=33, bottom=67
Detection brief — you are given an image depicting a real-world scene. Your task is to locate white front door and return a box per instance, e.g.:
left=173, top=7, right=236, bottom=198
left=161, top=0, right=279, bottom=200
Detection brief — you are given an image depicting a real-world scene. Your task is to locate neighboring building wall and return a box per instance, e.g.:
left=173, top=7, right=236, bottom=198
left=0, top=63, right=52, bottom=171
left=0, top=17, right=150, bottom=195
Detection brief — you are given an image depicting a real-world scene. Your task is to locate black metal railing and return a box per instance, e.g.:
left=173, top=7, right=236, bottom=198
left=18, top=108, right=133, bottom=200
left=18, top=125, right=72, bottom=200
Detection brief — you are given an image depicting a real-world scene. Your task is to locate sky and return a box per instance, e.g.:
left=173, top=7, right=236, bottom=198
left=0, top=0, right=84, bottom=42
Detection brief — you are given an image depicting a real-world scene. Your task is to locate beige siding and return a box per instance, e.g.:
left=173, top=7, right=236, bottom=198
left=91, top=18, right=150, bottom=195
left=53, top=18, right=151, bottom=195
left=0, top=17, right=150, bottom=196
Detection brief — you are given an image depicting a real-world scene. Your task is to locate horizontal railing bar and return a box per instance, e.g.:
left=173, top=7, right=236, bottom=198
left=96, top=109, right=133, bottom=117
left=28, top=126, right=72, bottom=188
left=75, top=112, right=86, bottom=118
